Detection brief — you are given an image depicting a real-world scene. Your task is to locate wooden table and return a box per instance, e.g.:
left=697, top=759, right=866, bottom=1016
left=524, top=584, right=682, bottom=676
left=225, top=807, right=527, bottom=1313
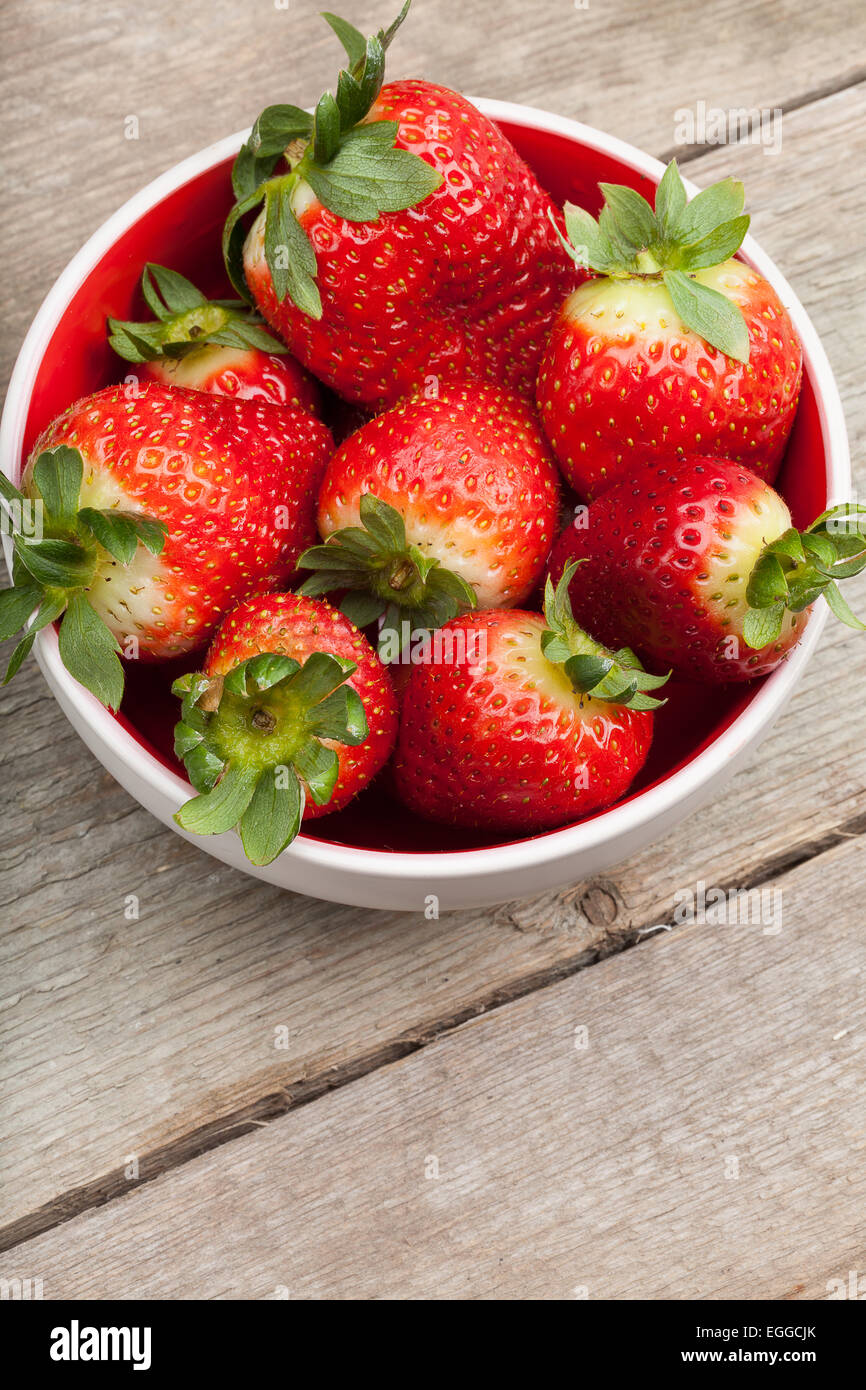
left=2, top=0, right=865, bottom=1300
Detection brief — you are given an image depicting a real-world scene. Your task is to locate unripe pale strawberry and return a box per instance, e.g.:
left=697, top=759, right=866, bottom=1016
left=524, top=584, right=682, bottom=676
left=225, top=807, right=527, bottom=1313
left=0, top=382, right=333, bottom=708
left=546, top=457, right=866, bottom=683
left=537, top=160, right=802, bottom=499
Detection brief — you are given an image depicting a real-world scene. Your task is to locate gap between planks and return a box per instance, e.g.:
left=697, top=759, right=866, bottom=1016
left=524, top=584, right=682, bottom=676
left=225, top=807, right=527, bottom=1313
left=3, top=20, right=866, bottom=1264
left=7, top=830, right=866, bottom=1299
left=659, top=64, right=866, bottom=164
left=3, top=803, right=866, bottom=1258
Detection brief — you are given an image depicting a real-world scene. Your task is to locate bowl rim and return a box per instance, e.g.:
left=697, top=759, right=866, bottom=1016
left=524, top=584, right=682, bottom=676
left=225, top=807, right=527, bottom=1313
left=0, top=97, right=849, bottom=885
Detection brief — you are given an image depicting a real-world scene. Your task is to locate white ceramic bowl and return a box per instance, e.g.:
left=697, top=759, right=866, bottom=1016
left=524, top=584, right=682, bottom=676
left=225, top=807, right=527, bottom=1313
left=0, top=101, right=849, bottom=910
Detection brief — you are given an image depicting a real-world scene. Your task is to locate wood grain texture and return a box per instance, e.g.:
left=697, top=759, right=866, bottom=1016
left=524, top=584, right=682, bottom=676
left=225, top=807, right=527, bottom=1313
left=3, top=21, right=866, bottom=1241
left=2, top=0, right=865, bottom=397
left=0, top=601, right=861, bottom=1243
left=6, top=835, right=865, bottom=1299
left=2, top=0, right=866, bottom=1283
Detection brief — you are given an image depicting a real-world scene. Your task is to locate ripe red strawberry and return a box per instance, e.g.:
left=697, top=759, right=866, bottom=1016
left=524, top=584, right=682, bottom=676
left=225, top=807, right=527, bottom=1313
left=172, top=592, right=398, bottom=864
left=0, top=382, right=333, bottom=708
left=547, top=457, right=866, bottom=683
left=393, top=564, right=667, bottom=831
left=297, top=380, right=561, bottom=656
left=108, top=263, right=320, bottom=414
left=536, top=160, right=803, bottom=499
left=224, top=4, right=574, bottom=411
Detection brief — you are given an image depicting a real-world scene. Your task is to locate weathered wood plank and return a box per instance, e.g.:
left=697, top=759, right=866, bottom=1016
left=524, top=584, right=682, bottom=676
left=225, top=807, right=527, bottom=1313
left=6, top=835, right=865, bottom=1299
left=2, top=0, right=865, bottom=396
left=2, top=73, right=866, bottom=1237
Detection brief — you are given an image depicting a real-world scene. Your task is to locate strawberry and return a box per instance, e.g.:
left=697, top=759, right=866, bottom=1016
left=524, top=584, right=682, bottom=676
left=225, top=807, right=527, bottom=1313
left=223, top=3, right=574, bottom=411
left=547, top=457, right=866, bottom=683
left=392, top=563, right=667, bottom=831
left=296, top=380, right=561, bottom=657
left=0, top=382, right=333, bottom=708
left=108, top=263, right=320, bottom=414
left=536, top=160, right=803, bottom=499
left=172, top=592, right=398, bottom=864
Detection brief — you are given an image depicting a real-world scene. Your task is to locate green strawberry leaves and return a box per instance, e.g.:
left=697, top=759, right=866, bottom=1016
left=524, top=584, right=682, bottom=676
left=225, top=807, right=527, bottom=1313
left=675, top=216, right=751, bottom=271
left=232, top=108, right=315, bottom=199
left=223, top=1, right=442, bottom=316
left=58, top=592, right=125, bottom=712
left=0, top=583, right=43, bottom=641
left=324, top=0, right=410, bottom=68
left=297, top=493, right=477, bottom=660
left=312, top=91, right=342, bottom=166
left=542, top=563, right=669, bottom=711
left=654, top=159, right=688, bottom=240
left=663, top=270, right=750, bottom=364
left=557, top=158, right=752, bottom=362
left=742, top=603, right=785, bottom=650
left=77, top=509, right=166, bottom=567
left=263, top=182, right=322, bottom=319
left=558, top=204, right=622, bottom=274
left=177, top=762, right=263, bottom=838
left=823, top=579, right=866, bottom=631
left=742, top=505, right=866, bottom=648
left=598, top=181, right=658, bottom=254
left=14, top=537, right=95, bottom=590
left=745, top=549, right=790, bottom=610
left=675, top=177, right=745, bottom=245
left=172, top=650, right=368, bottom=865
left=323, top=1, right=410, bottom=129
left=239, top=769, right=303, bottom=865
left=32, top=445, right=82, bottom=524
left=322, top=12, right=369, bottom=69
left=0, top=447, right=167, bottom=707
left=303, top=122, right=442, bottom=223
left=108, top=263, right=286, bottom=364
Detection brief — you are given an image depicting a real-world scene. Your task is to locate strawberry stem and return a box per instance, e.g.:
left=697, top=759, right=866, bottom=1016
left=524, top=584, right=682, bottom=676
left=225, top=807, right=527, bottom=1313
left=0, top=448, right=166, bottom=708
left=543, top=563, right=669, bottom=710
left=223, top=1, right=443, bottom=315
left=297, top=494, right=477, bottom=660
left=743, top=505, right=866, bottom=648
left=172, top=651, right=368, bottom=865
left=557, top=159, right=752, bottom=362
left=108, top=264, right=286, bottom=364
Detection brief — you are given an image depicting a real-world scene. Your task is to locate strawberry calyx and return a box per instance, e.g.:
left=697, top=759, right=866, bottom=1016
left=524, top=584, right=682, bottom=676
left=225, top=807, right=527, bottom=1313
left=742, top=504, right=866, bottom=648
left=107, top=264, right=286, bottom=365
left=555, top=158, right=752, bottom=363
left=172, top=650, right=368, bottom=864
left=296, top=493, right=477, bottom=660
left=223, top=0, right=443, bottom=318
left=0, top=448, right=167, bottom=708
left=542, top=562, right=669, bottom=710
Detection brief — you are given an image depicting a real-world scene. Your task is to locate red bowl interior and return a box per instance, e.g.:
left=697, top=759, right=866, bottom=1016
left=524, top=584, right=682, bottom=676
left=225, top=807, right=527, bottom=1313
left=21, top=118, right=827, bottom=854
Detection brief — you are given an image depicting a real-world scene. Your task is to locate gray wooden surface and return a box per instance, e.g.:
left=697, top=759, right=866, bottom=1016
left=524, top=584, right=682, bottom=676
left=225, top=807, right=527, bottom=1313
left=1, top=0, right=865, bottom=1298
left=12, top=838, right=866, bottom=1300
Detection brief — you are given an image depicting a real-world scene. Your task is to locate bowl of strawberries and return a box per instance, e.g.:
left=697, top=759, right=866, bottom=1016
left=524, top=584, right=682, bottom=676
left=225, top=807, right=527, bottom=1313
left=0, top=3, right=858, bottom=910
